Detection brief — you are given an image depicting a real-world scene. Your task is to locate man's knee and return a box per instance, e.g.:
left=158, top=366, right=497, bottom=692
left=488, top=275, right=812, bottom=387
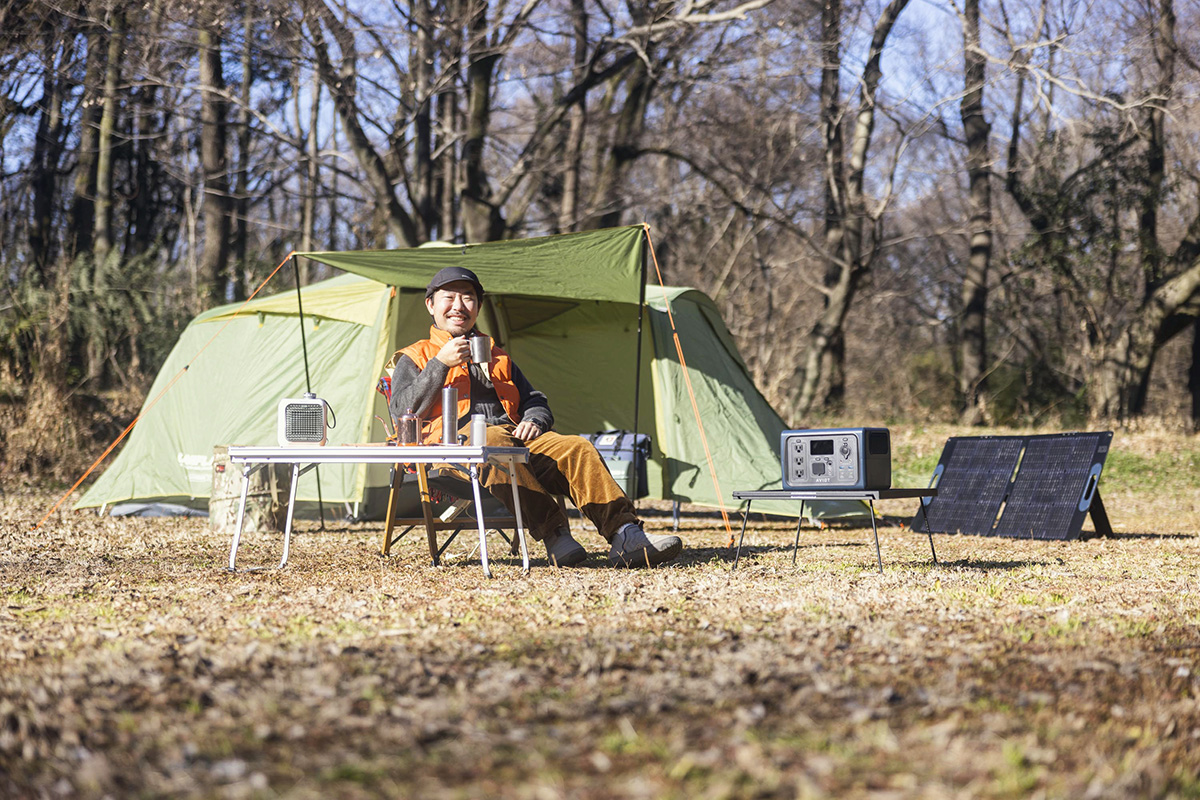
left=484, top=424, right=520, bottom=447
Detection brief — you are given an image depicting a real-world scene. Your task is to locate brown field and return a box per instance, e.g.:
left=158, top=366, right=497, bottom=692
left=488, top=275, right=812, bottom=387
left=3, top=426, right=1200, bottom=798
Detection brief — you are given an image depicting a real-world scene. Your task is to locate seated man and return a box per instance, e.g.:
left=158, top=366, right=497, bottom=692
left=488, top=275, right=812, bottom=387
left=389, top=266, right=682, bottom=568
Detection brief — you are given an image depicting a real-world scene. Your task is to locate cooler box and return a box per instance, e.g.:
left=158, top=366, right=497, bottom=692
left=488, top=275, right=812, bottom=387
left=583, top=430, right=651, bottom=499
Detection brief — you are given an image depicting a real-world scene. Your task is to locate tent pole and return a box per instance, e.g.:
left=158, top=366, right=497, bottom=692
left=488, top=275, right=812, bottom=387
left=632, top=233, right=647, bottom=457
left=292, top=255, right=327, bottom=529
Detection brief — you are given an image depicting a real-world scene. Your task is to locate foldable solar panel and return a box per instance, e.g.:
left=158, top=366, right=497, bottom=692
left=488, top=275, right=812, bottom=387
left=911, top=436, right=1024, bottom=536
left=911, top=432, right=1112, bottom=540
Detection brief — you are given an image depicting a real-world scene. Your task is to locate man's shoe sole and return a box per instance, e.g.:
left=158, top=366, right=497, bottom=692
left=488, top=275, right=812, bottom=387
left=608, top=537, right=683, bottom=568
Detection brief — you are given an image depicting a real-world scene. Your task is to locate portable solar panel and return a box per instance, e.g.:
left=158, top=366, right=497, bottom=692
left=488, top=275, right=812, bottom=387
left=913, top=436, right=1024, bottom=536
left=911, top=432, right=1112, bottom=540
left=992, top=432, right=1111, bottom=539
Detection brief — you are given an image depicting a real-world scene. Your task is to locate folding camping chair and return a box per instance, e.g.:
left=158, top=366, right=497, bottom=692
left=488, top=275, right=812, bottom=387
left=376, top=366, right=531, bottom=565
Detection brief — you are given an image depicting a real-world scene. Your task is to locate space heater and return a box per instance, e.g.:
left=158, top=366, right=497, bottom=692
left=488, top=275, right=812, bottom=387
left=277, top=393, right=330, bottom=446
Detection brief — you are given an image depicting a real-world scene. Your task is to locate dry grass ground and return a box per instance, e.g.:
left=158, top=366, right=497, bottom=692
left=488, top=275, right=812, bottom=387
left=3, top=425, right=1200, bottom=799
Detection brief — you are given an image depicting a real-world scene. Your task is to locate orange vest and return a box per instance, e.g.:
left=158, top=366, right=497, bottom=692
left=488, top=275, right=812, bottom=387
left=397, top=326, right=522, bottom=443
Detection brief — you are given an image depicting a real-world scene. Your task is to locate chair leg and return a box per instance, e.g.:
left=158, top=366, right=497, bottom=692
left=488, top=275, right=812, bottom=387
left=381, top=464, right=403, bottom=556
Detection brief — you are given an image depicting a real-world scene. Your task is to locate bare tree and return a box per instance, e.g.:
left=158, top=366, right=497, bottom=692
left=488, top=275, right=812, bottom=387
left=957, top=0, right=992, bottom=424
left=198, top=3, right=231, bottom=306
left=1001, top=0, right=1200, bottom=420
left=91, top=7, right=123, bottom=268
left=795, top=0, right=911, bottom=416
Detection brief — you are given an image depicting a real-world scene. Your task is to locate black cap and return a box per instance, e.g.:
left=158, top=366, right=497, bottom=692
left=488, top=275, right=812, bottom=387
left=425, top=266, right=484, bottom=299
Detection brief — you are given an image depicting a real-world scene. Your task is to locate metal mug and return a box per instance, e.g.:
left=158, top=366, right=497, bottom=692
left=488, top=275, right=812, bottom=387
left=469, top=334, right=491, bottom=365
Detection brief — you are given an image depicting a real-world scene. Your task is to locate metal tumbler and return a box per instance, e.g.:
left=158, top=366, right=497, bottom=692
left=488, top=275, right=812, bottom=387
left=469, top=334, right=490, bottom=365
left=441, top=386, right=458, bottom=445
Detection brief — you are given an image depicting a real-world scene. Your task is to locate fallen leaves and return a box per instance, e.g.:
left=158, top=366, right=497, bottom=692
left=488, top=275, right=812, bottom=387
left=3, top=432, right=1200, bottom=797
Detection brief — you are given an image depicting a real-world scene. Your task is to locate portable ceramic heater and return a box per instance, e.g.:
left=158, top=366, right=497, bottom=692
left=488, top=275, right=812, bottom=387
left=277, top=393, right=330, bottom=446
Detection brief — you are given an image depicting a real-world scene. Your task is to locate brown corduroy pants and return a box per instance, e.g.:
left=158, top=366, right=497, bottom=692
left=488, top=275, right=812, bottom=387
left=469, top=425, right=638, bottom=543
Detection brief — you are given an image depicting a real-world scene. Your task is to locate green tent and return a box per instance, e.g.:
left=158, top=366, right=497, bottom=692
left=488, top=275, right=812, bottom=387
left=77, top=226, right=862, bottom=520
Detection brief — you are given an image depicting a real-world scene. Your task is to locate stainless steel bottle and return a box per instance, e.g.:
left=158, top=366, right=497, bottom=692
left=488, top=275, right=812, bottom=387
left=441, top=386, right=458, bottom=445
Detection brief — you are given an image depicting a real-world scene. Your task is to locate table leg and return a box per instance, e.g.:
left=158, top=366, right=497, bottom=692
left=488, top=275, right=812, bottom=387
left=469, top=464, right=492, bottom=578
left=733, top=500, right=753, bottom=569
left=792, top=501, right=806, bottom=566
left=869, top=499, right=883, bottom=574
left=504, top=457, right=530, bottom=573
left=920, top=496, right=938, bottom=565
left=279, top=463, right=301, bottom=569
left=227, top=463, right=261, bottom=571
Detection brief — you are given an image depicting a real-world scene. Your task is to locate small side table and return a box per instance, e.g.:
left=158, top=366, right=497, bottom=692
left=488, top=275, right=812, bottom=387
left=731, top=488, right=938, bottom=573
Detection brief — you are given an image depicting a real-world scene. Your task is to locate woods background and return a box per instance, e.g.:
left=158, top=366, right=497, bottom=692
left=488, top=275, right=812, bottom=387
left=4, top=0, right=1200, bottom=481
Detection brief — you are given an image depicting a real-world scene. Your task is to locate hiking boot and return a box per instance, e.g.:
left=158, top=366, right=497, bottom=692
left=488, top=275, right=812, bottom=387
left=608, top=524, right=682, bottom=568
left=545, top=529, right=588, bottom=567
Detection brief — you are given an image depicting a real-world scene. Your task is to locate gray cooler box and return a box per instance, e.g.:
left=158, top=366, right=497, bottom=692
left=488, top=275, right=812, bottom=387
left=583, top=430, right=651, bottom=499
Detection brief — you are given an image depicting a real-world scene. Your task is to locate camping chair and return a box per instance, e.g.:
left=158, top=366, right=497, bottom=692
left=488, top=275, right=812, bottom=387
left=376, top=365, right=529, bottom=566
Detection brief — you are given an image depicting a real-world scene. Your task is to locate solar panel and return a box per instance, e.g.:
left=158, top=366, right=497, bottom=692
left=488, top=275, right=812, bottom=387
left=912, top=432, right=1112, bottom=540
left=913, top=437, right=1023, bottom=535
left=993, top=432, right=1111, bottom=540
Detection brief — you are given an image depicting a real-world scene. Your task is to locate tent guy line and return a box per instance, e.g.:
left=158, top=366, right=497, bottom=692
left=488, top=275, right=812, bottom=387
left=644, top=226, right=733, bottom=544
left=34, top=251, right=299, bottom=530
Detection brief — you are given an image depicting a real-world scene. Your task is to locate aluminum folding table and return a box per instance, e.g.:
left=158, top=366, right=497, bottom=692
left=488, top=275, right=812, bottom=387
left=226, top=444, right=530, bottom=576
left=732, top=488, right=938, bottom=573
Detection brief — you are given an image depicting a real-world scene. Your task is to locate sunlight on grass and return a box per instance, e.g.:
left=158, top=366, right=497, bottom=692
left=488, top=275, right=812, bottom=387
left=3, top=425, right=1199, bottom=799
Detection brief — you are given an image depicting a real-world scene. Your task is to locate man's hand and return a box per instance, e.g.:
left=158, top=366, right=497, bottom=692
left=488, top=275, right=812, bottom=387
left=512, top=420, right=543, bottom=442
left=435, top=335, right=471, bottom=367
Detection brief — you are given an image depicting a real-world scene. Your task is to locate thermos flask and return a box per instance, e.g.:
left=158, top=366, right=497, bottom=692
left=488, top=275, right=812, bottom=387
left=441, top=386, right=458, bottom=445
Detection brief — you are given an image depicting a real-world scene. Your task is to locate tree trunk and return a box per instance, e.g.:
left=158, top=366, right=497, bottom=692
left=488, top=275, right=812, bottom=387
left=232, top=8, right=253, bottom=300
left=557, top=0, right=588, bottom=233
left=797, top=0, right=909, bottom=416
left=199, top=15, right=231, bottom=307
left=298, top=67, right=319, bottom=269
left=800, top=0, right=848, bottom=416
left=411, top=0, right=436, bottom=242
left=1190, top=318, right=1200, bottom=429
left=437, top=86, right=458, bottom=240
left=92, top=8, right=123, bottom=267
left=588, top=59, right=654, bottom=230
left=329, top=112, right=341, bottom=250
left=1139, top=0, right=1174, bottom=293
left=69, top=20, right=103, bottom=260
left=29, top=28, right=67, bottom=275
left=461, top=2, right=503, bottom=242
left=1090, top=250, right=1200, bottom=419
left=957, top=0, right=992, bottom=424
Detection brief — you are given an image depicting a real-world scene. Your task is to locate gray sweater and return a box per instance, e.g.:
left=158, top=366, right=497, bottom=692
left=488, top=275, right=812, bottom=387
left=388, top=345, right=554, bottom=433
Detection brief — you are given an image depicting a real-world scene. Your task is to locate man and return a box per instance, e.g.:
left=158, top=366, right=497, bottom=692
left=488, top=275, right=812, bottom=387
left=389, top=266, right=683, bottom=568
